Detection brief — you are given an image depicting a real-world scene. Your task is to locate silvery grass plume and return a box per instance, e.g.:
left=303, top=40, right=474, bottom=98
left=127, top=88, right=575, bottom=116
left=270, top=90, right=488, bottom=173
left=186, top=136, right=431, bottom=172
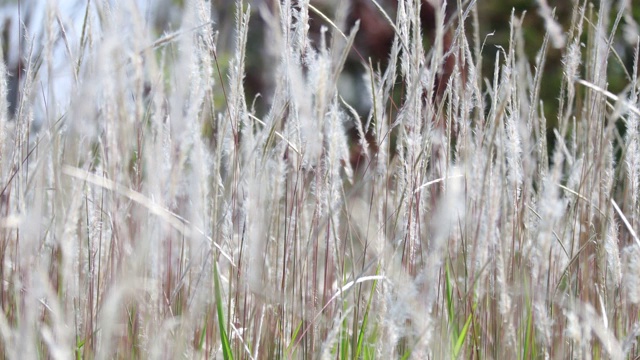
left=0, top=0, right=640, bottom=358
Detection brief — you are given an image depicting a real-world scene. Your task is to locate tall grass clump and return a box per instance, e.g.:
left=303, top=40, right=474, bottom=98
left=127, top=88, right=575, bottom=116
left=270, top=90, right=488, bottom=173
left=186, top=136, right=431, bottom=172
left=0, top=0, right=640, bottom=358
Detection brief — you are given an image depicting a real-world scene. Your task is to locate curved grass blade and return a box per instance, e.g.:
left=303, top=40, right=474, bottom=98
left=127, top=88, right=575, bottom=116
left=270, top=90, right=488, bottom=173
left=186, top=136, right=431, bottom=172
left=453, top=304, right=475, bottom=358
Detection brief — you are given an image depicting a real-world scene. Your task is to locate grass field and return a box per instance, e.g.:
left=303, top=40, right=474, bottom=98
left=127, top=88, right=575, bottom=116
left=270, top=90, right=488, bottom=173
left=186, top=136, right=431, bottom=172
left=1, top=0, right=640, bottom=358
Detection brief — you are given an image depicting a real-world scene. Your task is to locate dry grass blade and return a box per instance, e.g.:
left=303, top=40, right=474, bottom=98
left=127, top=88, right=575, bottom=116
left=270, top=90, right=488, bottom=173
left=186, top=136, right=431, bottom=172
left=611, top=199, right=640, bottom=249
left=62, top=165, right=234, bottom=265
left=576, top=78, right=640, bottom=117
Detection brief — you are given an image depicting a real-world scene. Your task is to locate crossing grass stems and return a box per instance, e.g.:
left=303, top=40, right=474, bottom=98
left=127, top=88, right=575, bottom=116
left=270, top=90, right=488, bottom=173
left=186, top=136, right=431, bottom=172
left=0, top=0, right=639, bottom=358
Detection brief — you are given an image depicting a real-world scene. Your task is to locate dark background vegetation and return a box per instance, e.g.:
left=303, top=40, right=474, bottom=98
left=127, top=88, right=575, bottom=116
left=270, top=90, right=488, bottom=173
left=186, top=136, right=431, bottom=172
left=220, top=0, right=640, bottom=148
left=480, top=0, right=639, bottom=127
left=5, top=0, right=636, bottom=129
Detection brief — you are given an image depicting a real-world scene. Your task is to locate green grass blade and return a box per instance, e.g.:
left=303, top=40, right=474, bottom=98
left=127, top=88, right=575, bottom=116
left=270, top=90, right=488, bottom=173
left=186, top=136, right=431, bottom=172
left=445, top=262, right=460, bottom=342
left=341, top=314, right=349, bottom=359
left=286, top=320, right=303, bottom=355
left=453, top=307, right=474, bottom=358
left=214, top=261, right=234, bottom=360
left=355, top=267, right=380, bottom=359
left=198, top=312, right=208, bottom=351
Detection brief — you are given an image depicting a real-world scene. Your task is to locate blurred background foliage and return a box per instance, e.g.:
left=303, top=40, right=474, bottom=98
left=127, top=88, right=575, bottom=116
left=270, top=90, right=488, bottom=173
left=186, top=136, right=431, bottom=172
left=479, top=0, right=639, bottom=130
left=207, top=0, right=640, bottom=138
left=2, top=0, right=639, bottom=142
left=196, top=0, right=640, bottom=162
